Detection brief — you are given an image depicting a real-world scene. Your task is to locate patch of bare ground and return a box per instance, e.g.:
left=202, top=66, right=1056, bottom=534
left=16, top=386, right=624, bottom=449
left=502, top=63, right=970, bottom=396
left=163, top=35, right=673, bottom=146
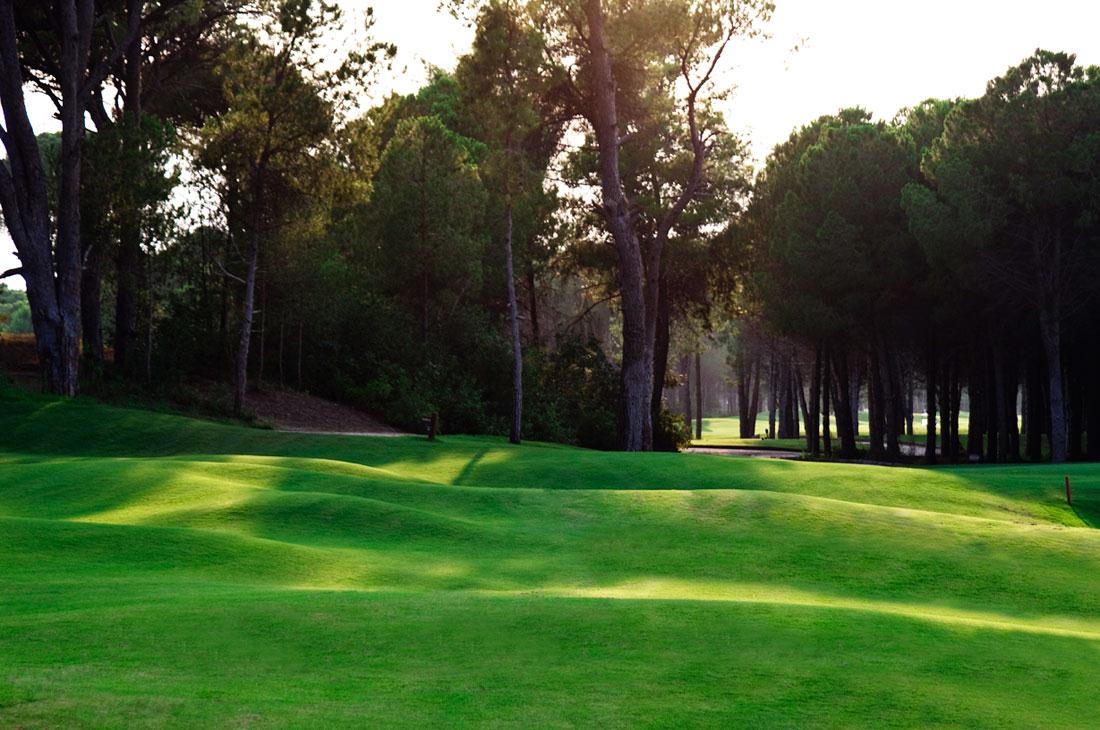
left=247, top=387, right=406, bottom=436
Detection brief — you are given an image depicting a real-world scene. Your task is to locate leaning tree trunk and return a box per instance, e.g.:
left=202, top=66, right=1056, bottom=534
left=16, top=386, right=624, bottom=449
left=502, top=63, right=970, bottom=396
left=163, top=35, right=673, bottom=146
left=504, top=203, right=523, bottom=445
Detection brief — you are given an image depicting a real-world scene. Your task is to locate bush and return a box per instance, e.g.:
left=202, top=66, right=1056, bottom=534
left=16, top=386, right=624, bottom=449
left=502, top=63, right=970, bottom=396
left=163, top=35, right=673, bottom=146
left=653, top=408, right=692, bottom=452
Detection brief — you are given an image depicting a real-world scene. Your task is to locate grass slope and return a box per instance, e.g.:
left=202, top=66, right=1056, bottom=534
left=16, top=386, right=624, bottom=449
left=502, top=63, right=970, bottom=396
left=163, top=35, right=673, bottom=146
left=1, top=387, right=1098, bottom=727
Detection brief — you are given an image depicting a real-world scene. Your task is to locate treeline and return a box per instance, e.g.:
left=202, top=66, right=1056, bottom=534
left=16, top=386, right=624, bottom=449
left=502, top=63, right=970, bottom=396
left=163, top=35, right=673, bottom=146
left=740, top=51, right=1100, bottom=463
left=1, top=0, right=771, bottom=451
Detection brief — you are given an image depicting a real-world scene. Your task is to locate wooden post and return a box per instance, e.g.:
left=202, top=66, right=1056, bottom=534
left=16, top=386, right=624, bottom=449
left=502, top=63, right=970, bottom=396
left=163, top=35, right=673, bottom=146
left=427, top=412, right=439, bottom=441
left=1065, top=475, right=1072, bottom=506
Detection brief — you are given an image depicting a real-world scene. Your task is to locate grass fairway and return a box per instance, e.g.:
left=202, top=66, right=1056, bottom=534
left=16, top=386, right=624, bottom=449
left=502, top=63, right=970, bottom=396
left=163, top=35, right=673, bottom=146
left=2, top=388, right=1099, bottom=727
left=692, top=414, right=975, bottom=450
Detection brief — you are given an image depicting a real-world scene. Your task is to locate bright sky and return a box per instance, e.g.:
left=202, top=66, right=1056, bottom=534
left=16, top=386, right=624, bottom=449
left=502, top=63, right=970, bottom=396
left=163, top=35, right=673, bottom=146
left=4, top=0, right=1100, bottom=288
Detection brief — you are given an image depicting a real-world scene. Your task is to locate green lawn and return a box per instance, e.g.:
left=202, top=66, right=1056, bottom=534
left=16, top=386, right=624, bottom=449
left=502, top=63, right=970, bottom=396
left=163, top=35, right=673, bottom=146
left=1, top=387, right=1098, bottom=726
left=693, top=413, right=974, bottom=450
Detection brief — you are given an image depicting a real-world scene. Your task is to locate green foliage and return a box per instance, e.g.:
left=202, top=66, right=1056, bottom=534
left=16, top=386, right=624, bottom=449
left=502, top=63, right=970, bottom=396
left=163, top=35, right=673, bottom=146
left=0, top=285, right=31, bottom=334
left=524, top=336, right=620, bottom=449
left=371, top=115, right=488, bottom=336
left=653, top=407, right=692, bottom=451
left=750, top=110, right=925, bottom=344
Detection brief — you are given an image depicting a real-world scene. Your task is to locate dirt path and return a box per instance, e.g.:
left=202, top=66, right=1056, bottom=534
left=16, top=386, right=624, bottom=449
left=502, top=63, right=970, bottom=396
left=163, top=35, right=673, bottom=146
left=246, top=389, right=407, bottom=436
left=683, top=446, right=803, bottom=460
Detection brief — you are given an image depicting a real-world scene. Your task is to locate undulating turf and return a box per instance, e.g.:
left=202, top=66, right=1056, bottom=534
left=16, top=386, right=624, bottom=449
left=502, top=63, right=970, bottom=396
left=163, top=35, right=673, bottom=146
left=1, top=387, right=1097, bottom=727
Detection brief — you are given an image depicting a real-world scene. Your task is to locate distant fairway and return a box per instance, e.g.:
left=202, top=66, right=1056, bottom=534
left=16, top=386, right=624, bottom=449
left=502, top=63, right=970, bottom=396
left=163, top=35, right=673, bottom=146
left=693, top=413, right=973, bottom=449
left=1, top=388, right=1098, bottom=727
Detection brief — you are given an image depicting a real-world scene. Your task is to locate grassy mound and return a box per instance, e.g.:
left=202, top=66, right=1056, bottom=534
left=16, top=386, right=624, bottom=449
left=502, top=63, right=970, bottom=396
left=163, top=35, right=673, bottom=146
left=1, top=388, right=1097, bottom=726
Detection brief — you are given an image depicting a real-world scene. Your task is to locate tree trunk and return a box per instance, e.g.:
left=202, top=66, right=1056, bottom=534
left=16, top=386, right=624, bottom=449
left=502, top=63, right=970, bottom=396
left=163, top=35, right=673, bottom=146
left=257, top=276, right=266, bottom=387
left=850, top=363, right=862, bottom=439
left=1037, top=238, right=1067, bottom=462
left=736, top=349, right=752, bottom=438
left=234, top=234, right=259, bottom=414
left=525, top=255, right=540, bottom=346
left=278, top=318, right=285, bottom=386
left=0, top=0, right=95, bottom=395
left=904, top=369, right=915, bottom=437
left=81, top=237, right=104, bottom=369
left=880, top=346, right=901, bottom=461
left=808, top=345, right=821, bottom=456
left=694, top=349, right=703, bottom=441
left=650, top=274, right=671, bottom=437
left=832, top=349, right=857, bottom=458
left=683, top=353, right=693, bottom=432
left=750, top=358, right=761, bottom=436
left=505, top=204, right=523, bottom=444
left=585, top=0, right=650, bottom=451
left=767, top=352, right=777, bottom=439
left=925, top=340, right=937, bottom=465
left=1007, top=366, right=1020, bottom=462
left=822, top=344, right=832, bottom=456
left=1087, top=345, right=1100, bottom=460
left=868, top=351, right=885, bottom=459
left=968, top=361, right=985, bottom=462
left=947, top=357, right=962, bottom=462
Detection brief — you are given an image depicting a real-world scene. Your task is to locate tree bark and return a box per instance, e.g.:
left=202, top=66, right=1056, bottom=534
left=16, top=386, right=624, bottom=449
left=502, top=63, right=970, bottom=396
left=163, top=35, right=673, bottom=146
left=81, top=237, right=104, bottom=368
left=750, top=358, right=761, bottom=436
left=832, top=349, right=857, bottom=458
left=505, top=204, right=523, bottom=444
left=525, top=255, right=540, bottom=346
left=821, top=345, right=832, bottom=456
left=584, top=0, right=650, bottom=451
left=1043, top=317, right=1068, bottom=463
left=650, top=274, right=671, bottom=437
left=868, top=351, right=885, bottom=459
left=767, top=352, right=777, bottom=439
left=234, top=231, right=260, bottom=414
left=925, top=340, right=937, bottom=465
left=694, top=349, right=703, bottom=441
left=808, top=345, right=821, bottom=456
left=683, top=353, right=693, bottom=432
left=850, top=363, right=862, bottom=439
left=880, top=346, right=901, bottom=461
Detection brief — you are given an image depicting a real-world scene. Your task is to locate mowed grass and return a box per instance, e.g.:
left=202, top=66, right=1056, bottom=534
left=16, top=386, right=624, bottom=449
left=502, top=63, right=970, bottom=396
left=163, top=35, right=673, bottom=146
left=1, top=388, right=1099, bottom=726
left=692, top=413, right=974, bottom=449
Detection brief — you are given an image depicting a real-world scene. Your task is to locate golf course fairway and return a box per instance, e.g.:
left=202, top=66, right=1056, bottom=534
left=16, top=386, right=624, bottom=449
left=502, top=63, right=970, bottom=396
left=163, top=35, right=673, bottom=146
left=1, top=387, right=1098, bottom=727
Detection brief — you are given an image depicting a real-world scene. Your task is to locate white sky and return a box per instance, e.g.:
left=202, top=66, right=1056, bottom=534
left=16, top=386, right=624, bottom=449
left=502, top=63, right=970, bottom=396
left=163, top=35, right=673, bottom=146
left=4, top=0, right=1099, bottom=288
